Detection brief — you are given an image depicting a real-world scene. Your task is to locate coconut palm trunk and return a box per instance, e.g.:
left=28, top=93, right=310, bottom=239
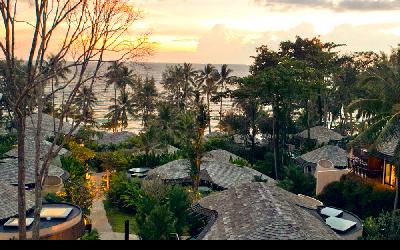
left=207, top=93, right=211, bottom=134
left=220, top=96, right=223, bottom=123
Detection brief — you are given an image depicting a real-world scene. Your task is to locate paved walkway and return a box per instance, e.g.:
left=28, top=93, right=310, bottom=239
left=90, top=173, right=138, bottom=241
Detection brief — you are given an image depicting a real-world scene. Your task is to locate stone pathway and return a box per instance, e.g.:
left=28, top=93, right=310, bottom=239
left=90, top=173, right=138, bottom=241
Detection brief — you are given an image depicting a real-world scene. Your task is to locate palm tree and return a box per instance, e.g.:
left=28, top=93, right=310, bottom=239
left=182, top=63, right=197, bottom=111
left=131, top=77, right=158, bottom=129
left=348, top=49, right=400, bottom=212
left=74, top=86, right=98, bottom=126
left=161, top=65, right=184, bottom=110
left=105, top=62, right=135, bottom=132
left=42, top=55, right=71, bottom=133
left=217, top=64, right=234, bottom=123
left=197, top=64, right=218, bottom=134
left=156, top=102, right=177, bottom=148
left=106, top=88, right=135, bottom=132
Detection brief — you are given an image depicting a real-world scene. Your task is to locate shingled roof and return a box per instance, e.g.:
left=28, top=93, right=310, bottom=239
left=376, top=133, right=400, bottom=158
left=5, top=135, right=69, bottom=160
left=96, top=131, right=135, bottom=146
left=296, top=126, right=344, bottom=145
left=202, top=150, right=245, bottom=164
left=147, top=159, right=275, bottom=189
left=198, top=182, right=340, bottom=240
left=297, top=145, right=349, bottom=168
left=26, top=113, right=75, bottom=139
left=0, top=158, right=65, bottom=185
left=0, top=181, right=35, bottom=221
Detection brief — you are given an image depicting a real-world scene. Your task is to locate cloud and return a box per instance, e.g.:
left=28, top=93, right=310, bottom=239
left=254, top=0, right=400, bottom=12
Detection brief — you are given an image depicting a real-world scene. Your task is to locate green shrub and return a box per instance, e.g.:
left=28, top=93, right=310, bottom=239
left=363, top=211, right=400, bottom=240
left=318, top=175, right=395, bottom=219
left=44, top=193, right=63, bottom=203
left=106, top=173, right=143, bottom=213
left=0, top=134, right=16, bottom=157
left=61, top=156, right=86, bottom=180
left=136, top=197, right=175, bottom=240
left=278, top=165, right=316, bottom=197
left=253, top=152, right=277, bottom=178
left=168, top=186, right=191, bottom=236
left=81, top=229, right=100, bottom=241
left=230, top=157, right=249, bottom=167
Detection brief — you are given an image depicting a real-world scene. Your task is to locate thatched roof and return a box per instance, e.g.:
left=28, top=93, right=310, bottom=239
left=198, top=182, right=340, bottom=240
left=5, top=135, right=69, bottom=161
left=0, top=181, right=35, bottom=220
left=96, top=131, right=135, bottom=146
left=147, top=159, right=274, bottom=189
left=0, top=158, right=65, bottom=185
left=26, top=113, right=75, bottom=139
left=376, top=133, right=400, bottom=159
left=202, top=150, right=244, bottom=164
left=296, top=126, right=344, bottom=145
left=297, top=145, right=348, bottom=168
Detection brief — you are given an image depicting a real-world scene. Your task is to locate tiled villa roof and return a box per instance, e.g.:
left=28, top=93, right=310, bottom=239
left=26, top=113, right=75, bottom=139
left=202, top=150, right=245, bottom=164
left=297, top=145, right=348, bottom=168
left=147, top=159, right=275, bottom=189
left=0, top=158, right=65, bottom=185
left=198, top=182, right=340, bottom=240
left=5, top=136, right=69, bottom=160
left=296, top=126, right=344, bottom=145
left=96, top=131, right=135, bottom=146
left=376, top=133, right=400, bottom=158
left=0, top=181, right=35, bottom=220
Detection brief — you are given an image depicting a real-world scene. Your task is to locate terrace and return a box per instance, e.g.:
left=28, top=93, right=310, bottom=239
left=0, top=203, right=85, bottom=240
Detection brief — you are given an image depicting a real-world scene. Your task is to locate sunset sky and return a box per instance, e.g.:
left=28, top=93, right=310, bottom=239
left=130, top=0, right=400, bottom=65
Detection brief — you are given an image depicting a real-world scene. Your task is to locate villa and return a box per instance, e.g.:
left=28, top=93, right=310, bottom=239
left=0, top=181, right=85, bottom=240
left=194, top=182, right=363, bottom=240
left=146, top=150, right=275, bottom=190
left=294, top=126, right=345, bottom=146
left=350, top=134, right=399, bottom=189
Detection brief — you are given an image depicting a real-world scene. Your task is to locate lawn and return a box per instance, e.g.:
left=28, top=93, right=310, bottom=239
left=103, top=201, right=138, bottom=234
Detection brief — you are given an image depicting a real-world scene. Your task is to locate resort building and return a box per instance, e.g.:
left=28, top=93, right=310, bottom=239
left=297, top=145, right=349, bottom=175
left=296, top=145, right=350, bottom=195
left=195, top=182, right=363, bottom=240
left=0, top=181, right=85, bottom=240
left=147, top=150, right=275, bottom=190
left=294, top=126, right=345, bottom=146
left=350, top=135, right=399, bottom=189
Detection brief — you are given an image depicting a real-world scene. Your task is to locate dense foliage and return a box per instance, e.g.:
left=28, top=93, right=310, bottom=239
left=0, top=134, right=16, bottom=158
left=318, top=175, right=395, bottom=219
left=363, top=211, right=400, bottom=240
left=278, top=165, right=316, bottom=197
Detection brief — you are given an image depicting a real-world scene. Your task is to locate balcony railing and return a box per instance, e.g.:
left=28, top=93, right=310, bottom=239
left=349, top=157, right=383, bottom=179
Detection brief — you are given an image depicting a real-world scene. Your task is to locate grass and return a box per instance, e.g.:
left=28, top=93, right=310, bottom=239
left=103, top=200, right=138, bottom=234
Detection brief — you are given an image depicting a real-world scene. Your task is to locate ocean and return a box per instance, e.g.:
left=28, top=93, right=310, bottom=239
left=50, top=62, right=250, bottom=133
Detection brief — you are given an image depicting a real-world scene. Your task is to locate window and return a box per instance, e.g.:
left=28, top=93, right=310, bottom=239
left=385, top=163, right=397, bottom=187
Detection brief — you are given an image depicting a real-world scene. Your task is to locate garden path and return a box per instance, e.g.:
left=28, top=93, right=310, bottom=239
left=90, top=173, right=139, bottom=240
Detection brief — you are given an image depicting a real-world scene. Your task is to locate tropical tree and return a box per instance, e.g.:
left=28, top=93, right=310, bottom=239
left=105, top=62, right=136, bottom=132
left=74, top=86, right=98, bottom=126
left=348, top=48, right=400, bottom=212
left=131, top=77, right=158, bottom=129
left=156, top=102, right=178, bottom=147
left=107, top=88, right=135, bottom=132
left=216, top=64, right=234, bottom=122
left=197, top=64, right=218, bottom=134
left=161, top=65, right=184, bottom=110
left=181, top=63, right=197, bottom=111
left=42, top=55, right=71, bottom=133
